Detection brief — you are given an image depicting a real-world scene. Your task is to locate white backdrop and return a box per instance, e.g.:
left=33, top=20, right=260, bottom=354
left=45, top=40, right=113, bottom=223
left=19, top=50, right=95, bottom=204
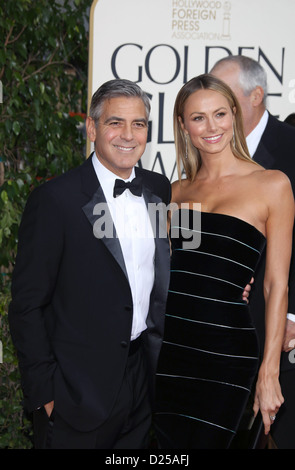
left=88, top=0, right=295, bottom=181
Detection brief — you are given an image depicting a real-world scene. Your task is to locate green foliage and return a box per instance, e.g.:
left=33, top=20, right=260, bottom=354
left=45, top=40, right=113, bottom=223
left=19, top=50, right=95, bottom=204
left=0, top=0, right=90, bottom=448
left=0, top=174, right=32, bottom=269
left=0, top=288, right=33, bottom=449
left=0, top=0, right=90, bottom=269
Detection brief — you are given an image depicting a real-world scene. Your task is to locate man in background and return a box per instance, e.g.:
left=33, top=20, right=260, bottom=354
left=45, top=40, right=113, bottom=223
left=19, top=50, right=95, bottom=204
left=211, top=55, right=295, bottom=448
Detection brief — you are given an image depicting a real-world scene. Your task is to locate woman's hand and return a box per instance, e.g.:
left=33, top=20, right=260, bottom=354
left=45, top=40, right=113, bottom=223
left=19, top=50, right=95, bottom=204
left=282, top=318, right=295, bottom=352
left=242, top=277, right=254, bottom=303
left=253, top=370, right=284, bottom=435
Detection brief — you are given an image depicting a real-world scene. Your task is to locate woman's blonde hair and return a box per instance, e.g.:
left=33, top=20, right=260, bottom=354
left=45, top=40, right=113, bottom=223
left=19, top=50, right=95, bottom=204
left=174, top=73, right=255, bottom=181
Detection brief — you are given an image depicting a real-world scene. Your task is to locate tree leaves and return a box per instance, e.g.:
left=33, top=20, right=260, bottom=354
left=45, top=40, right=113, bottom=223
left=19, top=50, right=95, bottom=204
left=0, top=1, right=90, bottom=448
left=0, top=0, right=89, bottom=178
left=12, top=121, right=20, bottom=135
left=0, top=0, right=89, bottom=268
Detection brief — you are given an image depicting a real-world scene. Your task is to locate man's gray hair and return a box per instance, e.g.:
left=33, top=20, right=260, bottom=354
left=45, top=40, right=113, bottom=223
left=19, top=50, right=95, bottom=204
left=211, top=55, right=268, bottom=104
left=89, top=79, right=151, bottom=124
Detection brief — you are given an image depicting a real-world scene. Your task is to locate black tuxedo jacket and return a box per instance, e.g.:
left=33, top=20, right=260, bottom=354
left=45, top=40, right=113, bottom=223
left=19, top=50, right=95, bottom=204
left=9, top=156, right=171, bottom=431
left=251, top=113, right=295, bottom=368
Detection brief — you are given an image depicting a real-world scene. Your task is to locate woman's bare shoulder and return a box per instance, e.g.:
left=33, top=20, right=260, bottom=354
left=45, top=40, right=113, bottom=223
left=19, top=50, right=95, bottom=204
left=250, top=169, right=294, bottom=214
left=171, top=178, right=191, bottom=200
left=254, top=168, right=292, bottom=191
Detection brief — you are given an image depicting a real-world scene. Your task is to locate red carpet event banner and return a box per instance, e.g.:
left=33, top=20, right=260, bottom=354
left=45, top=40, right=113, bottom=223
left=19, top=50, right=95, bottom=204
left=88, top=0, right=295, bottom=181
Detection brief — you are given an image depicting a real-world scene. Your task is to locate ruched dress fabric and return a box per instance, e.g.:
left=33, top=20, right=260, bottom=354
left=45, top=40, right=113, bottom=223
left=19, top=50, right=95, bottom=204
left=155, top=209, right=266, bottom=449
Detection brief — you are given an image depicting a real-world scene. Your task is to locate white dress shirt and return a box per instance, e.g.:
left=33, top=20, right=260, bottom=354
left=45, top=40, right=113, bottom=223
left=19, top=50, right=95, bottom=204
left=92, top=153, right=156, bottom=339
left=246, top=112, right=295, bottom=323
left=246, top=110, right=269, bottom=157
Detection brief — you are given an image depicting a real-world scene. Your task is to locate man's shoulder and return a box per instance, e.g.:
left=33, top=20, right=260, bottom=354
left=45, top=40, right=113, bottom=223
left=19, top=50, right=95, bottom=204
left=136, top=167, right=171, bottom=203
left=260, top=114, right=295, bottom=189
left=136, top=167, right=170, bottom=185
left=29, top=158, right=90, bottom=206
left=39, top=158, right=89, bottom=190
left=266, top=113, right=295, bottom=141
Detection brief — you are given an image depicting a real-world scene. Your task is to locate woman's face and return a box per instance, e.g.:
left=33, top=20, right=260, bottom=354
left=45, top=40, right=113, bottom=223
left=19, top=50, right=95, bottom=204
left=180, top=88, right=235, bottom=156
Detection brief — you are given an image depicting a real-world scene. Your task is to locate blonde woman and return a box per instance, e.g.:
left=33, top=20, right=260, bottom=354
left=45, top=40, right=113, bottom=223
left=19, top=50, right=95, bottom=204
left=155, top=74, right=294, bottom=448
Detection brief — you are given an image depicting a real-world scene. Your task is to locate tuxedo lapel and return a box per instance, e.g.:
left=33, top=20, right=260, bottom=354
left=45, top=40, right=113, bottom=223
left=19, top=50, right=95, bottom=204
left=253, top=115, right=278, bottom=169
left=253, top=140, right=276, bottom=168
left=142, top=184, right=167, bottom=245
left=135, top=167, right=169, bottom=279
left=141, top=178, right=170, bottom=337
left=81, top=157, right=128, bottom=280
left=81, top=161, right=170, bottom=290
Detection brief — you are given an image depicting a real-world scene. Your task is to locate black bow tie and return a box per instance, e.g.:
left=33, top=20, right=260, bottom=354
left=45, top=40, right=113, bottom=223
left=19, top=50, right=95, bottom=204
left=113, top=176, right=143, bottom=198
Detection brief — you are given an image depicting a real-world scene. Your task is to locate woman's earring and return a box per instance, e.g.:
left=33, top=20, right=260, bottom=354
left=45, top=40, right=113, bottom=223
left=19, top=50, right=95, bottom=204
left=232, top=127, right=236, bottom=148
left=185, top=134, right=188, bottom=159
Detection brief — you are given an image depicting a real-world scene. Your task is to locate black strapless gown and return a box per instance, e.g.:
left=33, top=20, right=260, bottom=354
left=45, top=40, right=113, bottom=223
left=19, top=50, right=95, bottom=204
left=155, top=210, right=266, bottom=449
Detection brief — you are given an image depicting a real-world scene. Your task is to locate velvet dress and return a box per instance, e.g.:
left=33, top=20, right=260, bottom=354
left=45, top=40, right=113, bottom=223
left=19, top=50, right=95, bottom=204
left=155, top=209, right=266, bottom=449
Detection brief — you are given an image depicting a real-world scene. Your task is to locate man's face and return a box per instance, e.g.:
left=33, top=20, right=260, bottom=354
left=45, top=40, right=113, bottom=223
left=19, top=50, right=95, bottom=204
left=87, top=96, right=148, bottom=179
left=211, top=63, right=255, bottom=136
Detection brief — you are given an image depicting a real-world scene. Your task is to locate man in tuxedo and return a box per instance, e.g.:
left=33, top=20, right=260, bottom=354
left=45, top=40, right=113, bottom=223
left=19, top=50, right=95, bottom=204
left=8, top=79, right=171, bottom=449
left=211, top=55, right=295, bottom=448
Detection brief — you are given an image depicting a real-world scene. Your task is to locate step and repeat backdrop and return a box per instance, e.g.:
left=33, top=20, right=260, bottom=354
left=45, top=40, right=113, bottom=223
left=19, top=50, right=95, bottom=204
left=87, top=0, right=295, bottom=181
